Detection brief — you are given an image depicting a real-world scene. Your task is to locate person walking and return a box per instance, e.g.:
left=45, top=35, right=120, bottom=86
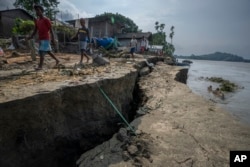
left=27, top=4, right=59, bottom=70
left=71, top=18, right=90, bottom=65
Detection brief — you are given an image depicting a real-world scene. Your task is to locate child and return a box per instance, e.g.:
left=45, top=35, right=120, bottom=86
left=71, top=18, right=90, bottom=65
left=27, top=4, right=59, bottom=70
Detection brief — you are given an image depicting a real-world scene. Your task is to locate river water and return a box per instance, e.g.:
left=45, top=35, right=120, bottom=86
left=185, top=59, right=250, bottom=125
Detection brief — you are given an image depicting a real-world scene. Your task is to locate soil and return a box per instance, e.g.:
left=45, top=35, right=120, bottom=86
left=0, top=52, right=141, bottom=103
left=1, top=52, right=250, bottom=167
left=77, top=63, right=250, bottom=167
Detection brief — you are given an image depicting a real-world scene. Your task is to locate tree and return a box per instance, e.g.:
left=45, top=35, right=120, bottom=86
left=163, top=42, right=175, bottom=56
left=94, top=12, right=139, bottom=33
left=152, top=21, right=166, bottom=45
left=169, top=26, right=174, bottom=44
left=154, top=21, right=165, bottom=33
left=13, top=0, right=60, bottom=20
left=12, top=18, right=34, bottom=35
left=155, top=21, right=159, bottom=32
left=152, top=21, right=176, bottom=57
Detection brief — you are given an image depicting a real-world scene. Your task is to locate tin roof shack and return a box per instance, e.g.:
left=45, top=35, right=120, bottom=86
left=116, top=32, right=152, bottom=51
left=0, top=9, right=34, bottom=38
left=66, top=16, right=123, bottom=38
left=148, top=45, right=164, bottom=56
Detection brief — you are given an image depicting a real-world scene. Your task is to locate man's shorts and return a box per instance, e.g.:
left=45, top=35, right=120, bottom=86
left=130, top=47, right=136, bottom=54
left=140, top=46, right=146, bottom=52
left=39, top=40, right=52, bottom=56
left=80, top=41, right=87, bottom=51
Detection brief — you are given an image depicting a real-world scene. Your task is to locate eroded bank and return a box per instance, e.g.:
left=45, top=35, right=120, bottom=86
left=0, top=57, right=183, bottom=167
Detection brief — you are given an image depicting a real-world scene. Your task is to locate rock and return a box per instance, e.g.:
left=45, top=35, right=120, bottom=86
left=136, top=106, right=149, bottom=116
left=139, top=67, right=150, bottom=76
left=127, top=145, right=138, bottom=156
left=116, top=128, right=129, bottom=142
left=122, top=151, right=130, bottom=161
left=92, top=54, right=110, bottom=66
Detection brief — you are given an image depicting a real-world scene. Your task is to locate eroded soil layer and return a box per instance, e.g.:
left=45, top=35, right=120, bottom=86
left=0, top=56, right=162, bottom=167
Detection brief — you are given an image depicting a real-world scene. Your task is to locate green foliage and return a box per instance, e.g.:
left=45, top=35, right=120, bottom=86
left=152, top=21, right=166, bottom=45
left=12, top=18, right=34, bottom=35
left=152, top=21, right=175, bottom=56
left=155, top=21, right=165, bottom=33
left=152, top=32, right=166, bottom=45
left=94, top=12, right=139, bottom=33
left=207, top=77, right=238, bottom=92
left=54, top=25, right=76, bottom=36
left=169, top=26, right=174, bottom=44
left=163, top=42, right=175, bottom=56
left=13, top=0, right=60, bottom=19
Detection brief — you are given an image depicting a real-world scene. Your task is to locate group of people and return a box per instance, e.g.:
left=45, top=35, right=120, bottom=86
left=27, top=4, right=92, bottom=70
left=28, top=4, right=149, bottom=70
left=207, top=85, right=225, bottom=100
left=129, top=35, right=148, bottom=59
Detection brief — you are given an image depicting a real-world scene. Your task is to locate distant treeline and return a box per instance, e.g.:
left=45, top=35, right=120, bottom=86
left=176, top=52, right=250, bottom=63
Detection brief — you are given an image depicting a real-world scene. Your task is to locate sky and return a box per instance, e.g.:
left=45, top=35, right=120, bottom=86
left=1, top=0, right=250, bottom=58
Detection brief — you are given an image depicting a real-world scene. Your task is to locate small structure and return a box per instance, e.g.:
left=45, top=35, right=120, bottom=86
left=0, top=8, right=34, bottom=38
left=148, top=45, right=163, bottom=56
left=66, top=16, right=124, bottom=39
left=116, top=32, right=152, bottom=51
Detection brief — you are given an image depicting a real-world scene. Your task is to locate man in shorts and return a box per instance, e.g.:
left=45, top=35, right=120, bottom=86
left=130, top=35, right=137, bottom=60
left=27, top=4, right=59, bottom=70
left=71, top=18, right=90, bottom=65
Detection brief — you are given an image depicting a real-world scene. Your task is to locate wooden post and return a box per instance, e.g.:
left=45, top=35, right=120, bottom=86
left=29, top=39, right=36, bottom=61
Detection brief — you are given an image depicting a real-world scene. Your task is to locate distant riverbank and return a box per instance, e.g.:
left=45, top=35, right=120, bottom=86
left=176, top=51, right=250, bottom=63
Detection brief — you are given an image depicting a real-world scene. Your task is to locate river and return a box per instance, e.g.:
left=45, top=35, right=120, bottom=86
left=185, top=59, right=250, bottom=125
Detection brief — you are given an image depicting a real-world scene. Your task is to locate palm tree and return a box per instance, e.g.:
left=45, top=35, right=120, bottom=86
left=155, top=21, right=159, bottom=32
left=159, top=23, right=165, bottom=33
left=169, top=26, right=175, bottom=44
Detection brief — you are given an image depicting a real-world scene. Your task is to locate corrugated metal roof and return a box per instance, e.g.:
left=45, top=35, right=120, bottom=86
left=116, top=32, right=152, bottom=39
left=0, top=8, right=34, bottom=19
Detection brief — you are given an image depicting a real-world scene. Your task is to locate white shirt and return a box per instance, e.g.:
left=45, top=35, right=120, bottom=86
left=130, top=39, right=137, bottom=48
left=141, top=38, right=148, bottom=47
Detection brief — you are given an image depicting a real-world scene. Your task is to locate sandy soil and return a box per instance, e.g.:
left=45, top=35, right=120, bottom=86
left=1, top=52, right=250, bottom=166
left=77, top=63, right=250, bottom=167
left=0, top=52, right=140, bottom=102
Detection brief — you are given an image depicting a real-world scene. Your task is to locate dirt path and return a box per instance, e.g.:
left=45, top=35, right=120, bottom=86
left=77, top=63, right=250, bottom=167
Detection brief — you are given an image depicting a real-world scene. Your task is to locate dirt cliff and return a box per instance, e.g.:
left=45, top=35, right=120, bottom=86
left=77, top=63, right=250, bottom=167
left=0, top=54, right=163, bottom=167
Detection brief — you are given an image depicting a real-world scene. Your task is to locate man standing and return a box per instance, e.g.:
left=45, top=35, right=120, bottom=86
left=140, top=36, right=148, bottom=54
left=130, top=35, right=137, bottom=60
left=27, top=4, right=59, bottom=70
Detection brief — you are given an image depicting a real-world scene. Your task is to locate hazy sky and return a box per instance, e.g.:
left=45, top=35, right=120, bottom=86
left=1, top=0, right=250, bottom=58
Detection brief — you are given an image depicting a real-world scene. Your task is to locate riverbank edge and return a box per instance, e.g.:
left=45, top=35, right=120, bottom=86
left=77, top=64, right=250, bottom=167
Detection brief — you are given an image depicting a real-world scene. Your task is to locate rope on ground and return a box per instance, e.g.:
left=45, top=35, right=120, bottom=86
left=97, top=84, right=136, bottom=135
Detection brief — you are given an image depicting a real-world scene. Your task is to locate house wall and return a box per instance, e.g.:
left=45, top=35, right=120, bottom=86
left=0, top=10, right=33, bottom=38
left=66, top=17, right=123, bottom=39
left=116, top=32, right=152, bottom=51
left=119, top=39, right=131, bottom=47
left=89, top=21, right=115, bottom=38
